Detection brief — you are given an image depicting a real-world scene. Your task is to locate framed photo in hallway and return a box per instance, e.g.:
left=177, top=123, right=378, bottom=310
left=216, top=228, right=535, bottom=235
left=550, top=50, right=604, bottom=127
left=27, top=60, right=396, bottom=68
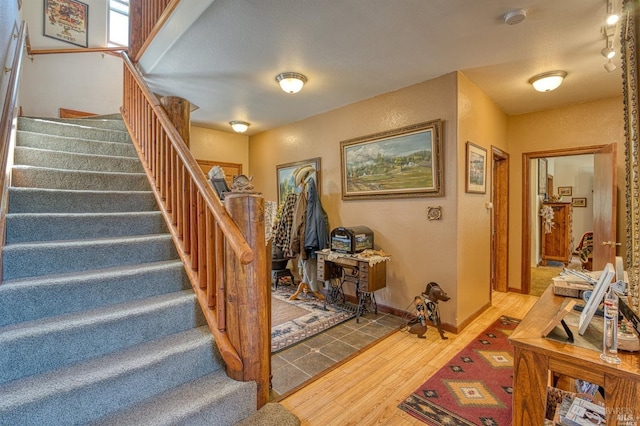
left=44, top=0, right=89, bottom=48
left=276, top=158, right=321, bottom=206
left=538, top=158, right=548, bottom=195
left=558, top=186, right=572, bottom=196
left=572, top=197, right=587, bottom=207
left=465, top=142, right=487, bottom=194
left=340, top=119, right=443, bottom=200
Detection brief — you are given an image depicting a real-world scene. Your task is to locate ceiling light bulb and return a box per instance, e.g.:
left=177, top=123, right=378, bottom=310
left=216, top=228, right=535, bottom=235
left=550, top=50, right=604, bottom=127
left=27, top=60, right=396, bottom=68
left=275, top=72, right=307, bottom=94
left=229, top=120, right=250, bottom=133
left=606, top=1, right=619, bottom=26
left=601, top=46, right=616, bottom=59
left=605, top=60, right=617, bottom=72
left=528, top=71, right=568, bottom=92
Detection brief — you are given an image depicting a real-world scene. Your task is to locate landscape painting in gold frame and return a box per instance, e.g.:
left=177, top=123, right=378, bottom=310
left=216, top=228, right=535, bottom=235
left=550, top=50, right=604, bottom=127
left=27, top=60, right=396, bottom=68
left=340, top=120, right=443, bottom=200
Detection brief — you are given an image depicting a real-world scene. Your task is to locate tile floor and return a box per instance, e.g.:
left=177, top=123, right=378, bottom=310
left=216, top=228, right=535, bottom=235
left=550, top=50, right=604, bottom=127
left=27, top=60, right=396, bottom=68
left=270, top=311, right=407, bottom=397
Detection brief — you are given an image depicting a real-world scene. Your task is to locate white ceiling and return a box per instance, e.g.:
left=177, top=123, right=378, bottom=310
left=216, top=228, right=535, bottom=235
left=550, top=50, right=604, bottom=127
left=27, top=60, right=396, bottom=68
left=138, top=0, right=624, bottom=136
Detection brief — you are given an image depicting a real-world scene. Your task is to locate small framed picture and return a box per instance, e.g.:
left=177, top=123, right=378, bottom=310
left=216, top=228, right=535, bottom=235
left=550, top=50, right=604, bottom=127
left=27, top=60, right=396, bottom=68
left=558, top=186, right=572, bottom=196
left=538, top=158, right=548, bottom=195
left=44, top=0, right=89, bottom=47
left=465, top=141, right=487, bottom=194
left=572, top=197, right=587, bottom=207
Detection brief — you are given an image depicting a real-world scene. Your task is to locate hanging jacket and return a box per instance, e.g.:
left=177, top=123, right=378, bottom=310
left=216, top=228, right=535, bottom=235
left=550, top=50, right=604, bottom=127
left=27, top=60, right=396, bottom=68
left=304, top=179, right=329, bottom=256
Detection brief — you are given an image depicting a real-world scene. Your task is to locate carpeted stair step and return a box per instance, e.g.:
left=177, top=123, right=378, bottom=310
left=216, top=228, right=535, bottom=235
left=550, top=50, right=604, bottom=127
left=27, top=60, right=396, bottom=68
left=5, top=211, right=166, bottom=243
left=14, top=146, right=144, bottom=173
left=0, top=260, right=189, bottom=327
left=0, top=290, right=205, bottom=385
left=0, top=326, right=225, bottom=425
left=17, top=117, right=130, bottom=143
left=2, top=234, right=178, bottom=280
left=11, top=165, right=149, bottom=191
left=27, top=117, right=128, bottom=131
left=91, top=371, right=256, bottom=426
left=17, top=131, right=137, bottom=158
left=8, top=187, right=158, bottom=213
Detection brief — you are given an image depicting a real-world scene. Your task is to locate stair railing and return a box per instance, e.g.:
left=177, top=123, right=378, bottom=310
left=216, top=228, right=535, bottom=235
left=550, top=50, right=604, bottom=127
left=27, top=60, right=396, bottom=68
left=120, top=53, right=270, bottom=408
left=0, top=21, right=27, bottom=281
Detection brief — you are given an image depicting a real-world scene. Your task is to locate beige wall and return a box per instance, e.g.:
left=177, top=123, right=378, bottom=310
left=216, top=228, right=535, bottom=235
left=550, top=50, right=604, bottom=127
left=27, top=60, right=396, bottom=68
left=249, top=72, right=509, bottom=328
left=18, top=0, right=123, bottom=118
left=507, top=97, right=625, bottom=291
left=456, top=73, right=509, bottom=322
left=190, top=125, right=249, bottom=173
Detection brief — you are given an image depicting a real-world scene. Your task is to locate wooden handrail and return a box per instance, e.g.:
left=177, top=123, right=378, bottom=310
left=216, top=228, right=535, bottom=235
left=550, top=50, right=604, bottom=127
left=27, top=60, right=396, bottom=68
left=27, top=46, right=126, bottom=56
left=120, top=52, right=269, bottom=408
left=0, top=21, right=28, bottom=281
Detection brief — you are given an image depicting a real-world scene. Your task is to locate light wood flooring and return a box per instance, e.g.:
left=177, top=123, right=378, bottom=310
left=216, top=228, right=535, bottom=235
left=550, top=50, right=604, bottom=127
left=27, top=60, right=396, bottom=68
left=280, top=291, right=540, bottom=425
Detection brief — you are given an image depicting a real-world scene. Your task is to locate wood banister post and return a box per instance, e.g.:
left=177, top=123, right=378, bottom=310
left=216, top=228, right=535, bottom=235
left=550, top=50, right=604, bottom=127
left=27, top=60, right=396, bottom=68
left=224, top=193, right=269, bottom=409
left=127, top=0, right=144, bottom=60
left=160, top=96, right=191, bottom=148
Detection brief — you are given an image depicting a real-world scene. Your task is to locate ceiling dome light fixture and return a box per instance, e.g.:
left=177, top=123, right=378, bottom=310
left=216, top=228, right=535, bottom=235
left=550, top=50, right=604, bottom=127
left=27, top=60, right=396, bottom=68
left=275, top=72, right=307, bottom=94
left=528, top=71, right=568, bottom=92
left=229, top=120, right=250, bottom=133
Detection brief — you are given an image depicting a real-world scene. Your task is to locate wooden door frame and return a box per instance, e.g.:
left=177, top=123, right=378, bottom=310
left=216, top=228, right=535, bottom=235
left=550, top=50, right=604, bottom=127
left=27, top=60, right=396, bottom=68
left=491, top=146, right=509, bottom=293
left=521, top=145, right=604, bottom=294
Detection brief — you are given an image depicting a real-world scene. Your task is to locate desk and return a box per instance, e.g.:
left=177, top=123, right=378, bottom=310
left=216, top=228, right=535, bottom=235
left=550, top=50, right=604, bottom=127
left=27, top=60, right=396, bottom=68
left=316, top=250, right=388, bottom=322
left=509, top=286, right=640, bottom=425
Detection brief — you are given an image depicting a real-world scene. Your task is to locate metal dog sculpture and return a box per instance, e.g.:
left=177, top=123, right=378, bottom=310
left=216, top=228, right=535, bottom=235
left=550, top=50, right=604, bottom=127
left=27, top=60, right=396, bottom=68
left=407, top=282, right=450, bottom=340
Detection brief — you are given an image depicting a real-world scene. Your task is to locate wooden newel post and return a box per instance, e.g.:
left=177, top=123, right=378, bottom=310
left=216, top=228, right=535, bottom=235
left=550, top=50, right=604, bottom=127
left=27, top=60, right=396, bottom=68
left=223, top=193, right=270, bottom=409
left=160, top=96, right=191, bottom=148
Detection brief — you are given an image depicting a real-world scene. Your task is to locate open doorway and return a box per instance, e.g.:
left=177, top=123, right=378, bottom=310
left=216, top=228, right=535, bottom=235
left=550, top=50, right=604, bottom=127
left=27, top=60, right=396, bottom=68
left=521, top=145, right=617, bottom=295
left=530, top=154, right=594, bottom=296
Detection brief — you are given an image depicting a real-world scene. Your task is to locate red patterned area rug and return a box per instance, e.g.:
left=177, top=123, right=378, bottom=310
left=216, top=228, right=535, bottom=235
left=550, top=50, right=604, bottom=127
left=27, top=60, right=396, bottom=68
left=398, top=315, right=521, bottom=426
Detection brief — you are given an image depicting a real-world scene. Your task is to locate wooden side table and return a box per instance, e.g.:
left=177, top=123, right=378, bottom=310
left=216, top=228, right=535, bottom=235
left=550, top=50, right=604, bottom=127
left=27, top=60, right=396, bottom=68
left=509, top=286, right=639, bottom=425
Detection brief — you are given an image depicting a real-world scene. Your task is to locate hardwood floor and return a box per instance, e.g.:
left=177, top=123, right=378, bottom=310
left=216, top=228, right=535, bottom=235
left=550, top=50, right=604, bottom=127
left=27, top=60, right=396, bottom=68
left=280, top=291, right=539, bottom=425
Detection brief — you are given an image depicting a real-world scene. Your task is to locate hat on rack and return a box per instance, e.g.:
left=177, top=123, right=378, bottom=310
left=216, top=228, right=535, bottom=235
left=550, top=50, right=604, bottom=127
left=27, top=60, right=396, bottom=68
left=294, top=165, right=315, bottom=187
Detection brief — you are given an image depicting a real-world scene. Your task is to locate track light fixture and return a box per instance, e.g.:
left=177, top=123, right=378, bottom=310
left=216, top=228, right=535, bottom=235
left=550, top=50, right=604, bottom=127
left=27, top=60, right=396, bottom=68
left=601, top=38, right=615, bottom=59
left=606, top=1, right=619, bottom=26
left=604, top=60, right=617, bottom=72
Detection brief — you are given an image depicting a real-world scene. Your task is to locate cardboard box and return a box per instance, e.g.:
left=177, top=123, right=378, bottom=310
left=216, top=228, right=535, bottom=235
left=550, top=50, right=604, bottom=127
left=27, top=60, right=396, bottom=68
left=552, top=277, right=593, bottom=298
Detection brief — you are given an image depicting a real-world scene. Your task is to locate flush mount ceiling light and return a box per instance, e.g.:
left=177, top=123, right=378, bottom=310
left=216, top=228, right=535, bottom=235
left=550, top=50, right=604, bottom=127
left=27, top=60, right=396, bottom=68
left=275, top=72, right=307, bottom=94
left=528, top=71, right=567, bottom=92
left=229, top=120, right=250, bottom=133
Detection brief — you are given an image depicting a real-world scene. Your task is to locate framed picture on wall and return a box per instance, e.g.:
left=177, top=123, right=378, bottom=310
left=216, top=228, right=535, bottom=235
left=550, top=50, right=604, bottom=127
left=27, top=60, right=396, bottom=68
left=276, top=158, right=321, bottom=206
left=44, top=0, right=89, bottom=48
left=558, top=186, right=572, bottom=196
left=538, top=158, right=548, bottom=195
left=465, top=141, right=487, bottom=194
left=572, top=197, right=587, bottom=207
left=340, top=119, right=443, bottom=200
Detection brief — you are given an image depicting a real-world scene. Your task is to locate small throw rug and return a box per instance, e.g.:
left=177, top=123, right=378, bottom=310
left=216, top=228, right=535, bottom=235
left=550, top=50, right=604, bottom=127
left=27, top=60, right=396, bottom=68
left=271, top=284, right=355, bottom=353
left=398, top=315, right=521, bottom=426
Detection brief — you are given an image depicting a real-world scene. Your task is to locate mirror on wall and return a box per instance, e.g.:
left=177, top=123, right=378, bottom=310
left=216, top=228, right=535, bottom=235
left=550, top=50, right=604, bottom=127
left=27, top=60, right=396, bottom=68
left=621, top=0, right=639, bottom=313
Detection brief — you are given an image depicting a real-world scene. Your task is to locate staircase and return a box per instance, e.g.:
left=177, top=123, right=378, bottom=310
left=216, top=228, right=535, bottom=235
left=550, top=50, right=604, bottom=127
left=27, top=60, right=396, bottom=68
left=0, top=116, right=257, bottom=425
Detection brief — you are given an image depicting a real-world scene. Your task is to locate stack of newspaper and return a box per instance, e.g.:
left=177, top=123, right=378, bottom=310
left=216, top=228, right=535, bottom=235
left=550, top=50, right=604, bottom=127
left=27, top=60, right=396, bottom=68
left=553, top=396, right=606, bottom=425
